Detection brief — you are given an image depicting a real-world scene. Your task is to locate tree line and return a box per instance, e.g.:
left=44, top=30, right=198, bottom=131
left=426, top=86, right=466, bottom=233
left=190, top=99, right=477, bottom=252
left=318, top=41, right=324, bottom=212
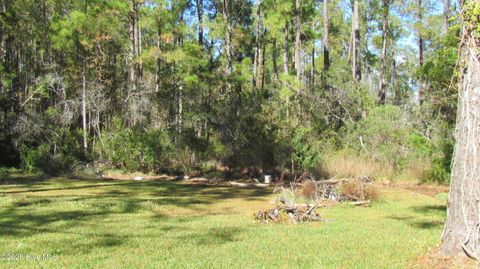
left=0, top=0, right=459, bottom=178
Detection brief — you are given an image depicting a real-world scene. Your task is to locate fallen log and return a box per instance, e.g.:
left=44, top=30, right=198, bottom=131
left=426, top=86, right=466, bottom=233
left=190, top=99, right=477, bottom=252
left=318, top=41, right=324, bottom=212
left=349, top=200, right=371, bottom=206
left=230, top=181, right=270, bottom=188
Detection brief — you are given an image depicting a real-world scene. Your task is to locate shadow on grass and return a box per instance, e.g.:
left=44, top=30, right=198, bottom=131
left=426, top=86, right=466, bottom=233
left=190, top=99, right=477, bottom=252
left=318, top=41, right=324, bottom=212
left=175, top=227, right=244, bottom=246
left=0, top=176, right=270, bottom=248
left=387, top=205, right=446, bottom=230
left=411, top=205, right=447, bottom=214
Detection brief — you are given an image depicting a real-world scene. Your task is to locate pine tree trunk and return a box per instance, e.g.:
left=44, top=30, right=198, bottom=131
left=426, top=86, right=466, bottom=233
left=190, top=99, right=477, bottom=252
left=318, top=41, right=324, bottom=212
left=323, top=0, right=330, bottom=73
left=253, top=6, right=261, bottom=87
left=283, top=21, right=289, bottom=75
left=294, top=0, right=302, bottom=82
left=129, top=0, right=141, bottom=89
left=223, top=0, right=233, bottom=77
left=272, top=38, right=279, bottom=83
left=417, top=0, right=424, bottom=105
left=82, top=62, right=88, bottom=152
left=155, top=25, right=161, bottom=93
left=444, top=0, right=450, bottom=32
left=0, top=0, right=4, bottom=94
left=196, top=0, right=204, bottom=46
left=379, top=0, right=389, bottom=105
left=441, top=0, right=480, bottom=258
left=311, top=46, right=316, bottom=86
left=352, top=0, right=361, bottom=81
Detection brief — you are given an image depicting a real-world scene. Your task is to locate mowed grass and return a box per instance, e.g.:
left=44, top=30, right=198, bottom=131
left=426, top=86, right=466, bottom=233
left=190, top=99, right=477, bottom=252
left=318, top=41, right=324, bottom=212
left=0, top=176, right=446, bottom=269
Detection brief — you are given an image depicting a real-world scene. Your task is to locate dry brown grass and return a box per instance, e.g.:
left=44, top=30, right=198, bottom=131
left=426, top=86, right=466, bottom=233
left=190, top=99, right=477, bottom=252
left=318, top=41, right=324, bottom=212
left=319, top=152, right=430, bottom=182
left=364, top=185, right=380, bottom=201
left=340, top=180, right=380, bottom=201
left=300, top=180, right=318, bottom=200
left=320, top=153, right=395, bottom=180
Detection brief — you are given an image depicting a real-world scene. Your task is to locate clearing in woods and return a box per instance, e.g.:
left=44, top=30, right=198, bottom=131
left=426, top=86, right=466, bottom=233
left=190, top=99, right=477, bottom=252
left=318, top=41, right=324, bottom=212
left=0, top=175, right=447, bottom=268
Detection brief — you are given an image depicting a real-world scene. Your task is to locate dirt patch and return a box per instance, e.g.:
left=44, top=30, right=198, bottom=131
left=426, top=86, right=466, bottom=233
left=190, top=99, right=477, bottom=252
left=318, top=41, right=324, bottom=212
left=378, top=181, right=449, bottom=196
left=413, top=247, right=477, bottom=269
left=101, top=172, right=176, bottom=181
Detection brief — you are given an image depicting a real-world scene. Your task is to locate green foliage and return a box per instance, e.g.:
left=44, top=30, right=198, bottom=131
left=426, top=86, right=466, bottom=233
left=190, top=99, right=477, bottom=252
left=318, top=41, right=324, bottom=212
left=100, top=120, right=174, bottom=172
left=292, top=127, right=321, bottom=171
left=20, top=144, right=49, bottom=172
left=348, top=105, right=430, bottom=171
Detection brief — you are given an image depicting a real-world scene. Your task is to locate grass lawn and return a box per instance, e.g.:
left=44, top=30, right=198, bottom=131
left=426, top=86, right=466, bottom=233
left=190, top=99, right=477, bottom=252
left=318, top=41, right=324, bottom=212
left=0, top=175, right=447, bottom=269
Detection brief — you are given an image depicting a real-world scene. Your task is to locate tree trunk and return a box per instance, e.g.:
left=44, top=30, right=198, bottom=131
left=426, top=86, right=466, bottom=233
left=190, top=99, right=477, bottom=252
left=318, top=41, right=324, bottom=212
left=441, top=0, right=480, bottom=259
left=129, top=0, right=142, bottom=89
left=260, top=39, right=266, bottom=90
left=444, top=0, right=450, bottom=32
left=283, top=21, right=289, bottom=75
left=378, top=0, right=389, bottom=105
left=41, top=0, right=51, bottom=66
left=351, top=0, right=361, bottom=81
left=253, top=6, right=261, bottom=87
left=311, top=46, right=316, bottom=86
left=272, top=38, right=279, bottom=83
left=196, top=0, right=204, bottom=46
left=223, top=0, right=233, bottom=77
left=0, top=0, right=5, bottom=94
left=177, top=84, right=183, bottom=135
left=417, top=0, right=424, bottom=105
left=82, top=62, right=88, bottom=152
left=155, top=24, right=161, bottom=93
left=294, top=0, right=302, bottom=82
left=323, top=0, right=330, bottom=72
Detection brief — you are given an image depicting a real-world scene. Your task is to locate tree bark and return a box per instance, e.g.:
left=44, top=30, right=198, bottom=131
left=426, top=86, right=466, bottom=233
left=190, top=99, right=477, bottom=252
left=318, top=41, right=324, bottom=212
left=444, top=0, right=450, bottom=33
left=378, top=0, right=389, bottom=105
left=294, top=0, right=302, bottom=82
left=417, top=0, right=424, bottom=105
left=196, top=0, right=204, bottom=46
left=283, top=21, right=289, bottom=75
left=441, top=0, right=480, bottom=259
left=323, top=0, right=330, bottom=72
left=82, top=62, right=88, bottom=152
left=311, top=46, right=316, bottom=86
left=253, top=5, right=261, bottom=87
left=0, top=0, right=5, bottom=94
left=155, top=23, right=161, bottom=93
left=351, top=0, right=361, bottom=81
left=129, top=0, right=142, bottom=89
left=223, top=0, right=233, bottom=77
left=418, top=0, right=423, bottom=105
left=272, top=38, right=279, bottom=83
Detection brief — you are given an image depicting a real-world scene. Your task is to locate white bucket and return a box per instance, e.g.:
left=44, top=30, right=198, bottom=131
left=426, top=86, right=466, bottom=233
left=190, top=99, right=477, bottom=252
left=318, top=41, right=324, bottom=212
left=264, top=175, right=272, bottom=184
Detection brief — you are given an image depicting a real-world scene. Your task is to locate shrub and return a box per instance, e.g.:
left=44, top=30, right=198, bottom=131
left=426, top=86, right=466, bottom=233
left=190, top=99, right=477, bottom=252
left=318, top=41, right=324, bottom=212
left=99, top=121, right=174, bottom=172
left=20, top=144, right=49, bottom=172
left=344, top=105, right=433, bottom=179
left=292, top=127, right=322, bottom=172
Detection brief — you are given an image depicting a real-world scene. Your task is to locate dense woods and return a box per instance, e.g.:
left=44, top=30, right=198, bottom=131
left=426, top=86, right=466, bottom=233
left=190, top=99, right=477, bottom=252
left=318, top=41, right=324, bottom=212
left=0, top=0, right=459, bottom=181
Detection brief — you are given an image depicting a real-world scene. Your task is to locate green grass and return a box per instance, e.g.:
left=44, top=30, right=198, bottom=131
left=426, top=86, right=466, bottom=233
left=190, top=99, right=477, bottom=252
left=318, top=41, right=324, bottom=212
left=0, top=175, right=446, bottom=269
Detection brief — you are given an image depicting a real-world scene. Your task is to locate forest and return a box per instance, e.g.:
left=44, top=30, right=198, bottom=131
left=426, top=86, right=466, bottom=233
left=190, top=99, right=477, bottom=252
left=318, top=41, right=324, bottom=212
left=0, top=0, right=458, bottom=182
left=6, top=0, right=480, bottom=267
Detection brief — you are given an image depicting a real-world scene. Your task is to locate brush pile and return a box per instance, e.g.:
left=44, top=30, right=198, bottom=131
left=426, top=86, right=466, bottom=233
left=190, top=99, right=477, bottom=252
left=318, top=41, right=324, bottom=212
left=254, top=197, right=322, bottom=224
left=254, top=174, right=379, bottom=224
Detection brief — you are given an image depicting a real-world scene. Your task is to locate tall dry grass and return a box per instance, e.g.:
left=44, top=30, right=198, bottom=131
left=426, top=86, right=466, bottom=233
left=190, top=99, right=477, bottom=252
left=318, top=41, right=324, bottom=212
left=319, top=153, right=395, bottom=179
left=318, top=152, right=430, bottom=181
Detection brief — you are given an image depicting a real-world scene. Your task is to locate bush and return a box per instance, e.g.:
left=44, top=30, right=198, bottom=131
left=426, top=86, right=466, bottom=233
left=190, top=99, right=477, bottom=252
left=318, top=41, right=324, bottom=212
left=99, top=121, right=174, bottom=172
left=292, top=127, right=322, bottom=172
left=345, top=105, right=431, bottom=178
left=20, top=144, right=77, bottom=174
left=20, top=144, right=49, bottom=172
